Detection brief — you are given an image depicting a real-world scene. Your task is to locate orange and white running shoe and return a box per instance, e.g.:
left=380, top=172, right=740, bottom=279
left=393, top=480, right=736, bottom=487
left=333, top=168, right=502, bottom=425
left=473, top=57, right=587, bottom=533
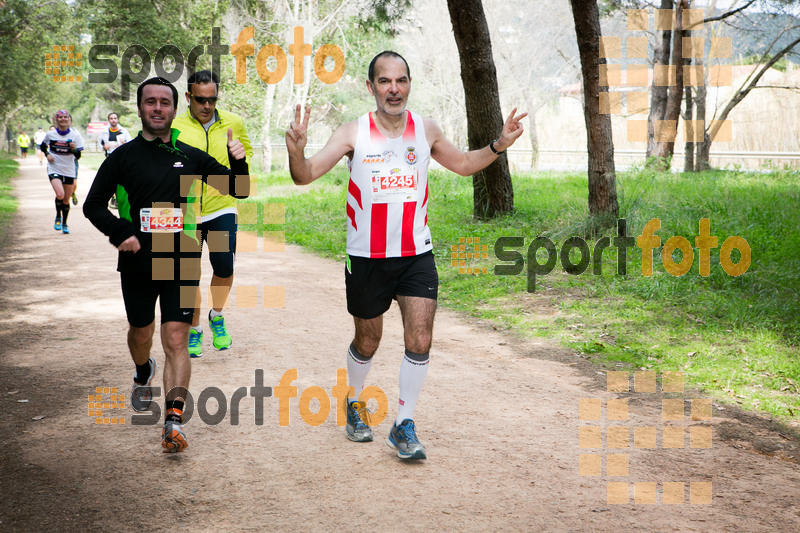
left=161, top=409, right=188, bottom=453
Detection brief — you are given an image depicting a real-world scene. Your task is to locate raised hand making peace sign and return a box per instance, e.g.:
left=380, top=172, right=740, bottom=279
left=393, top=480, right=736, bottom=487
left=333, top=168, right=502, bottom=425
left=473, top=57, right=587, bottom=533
left=493, top=107, right=528, bottom=153
left=285, top=104, right=311, bottom=155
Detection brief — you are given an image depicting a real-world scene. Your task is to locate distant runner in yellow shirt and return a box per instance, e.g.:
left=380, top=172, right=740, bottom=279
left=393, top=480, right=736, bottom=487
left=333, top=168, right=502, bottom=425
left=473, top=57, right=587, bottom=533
left=17, top=131, right=30, bottom=159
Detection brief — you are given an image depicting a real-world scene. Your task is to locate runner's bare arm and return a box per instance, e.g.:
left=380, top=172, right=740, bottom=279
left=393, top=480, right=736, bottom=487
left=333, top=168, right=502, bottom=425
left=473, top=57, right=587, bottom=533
left=286, top=104, right=355, bottom=185
left=425, top=108, right=527, bottom=176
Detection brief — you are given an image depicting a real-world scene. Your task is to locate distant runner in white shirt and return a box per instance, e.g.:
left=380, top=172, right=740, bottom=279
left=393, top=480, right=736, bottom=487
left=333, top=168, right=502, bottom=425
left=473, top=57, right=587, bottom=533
left=99, top=112, right=132, bottom=209
left=99, top=112, right=132, bottom=155
left=41, top=110, right=84, bottom=234
left=33, top=127, right=46, bottom=166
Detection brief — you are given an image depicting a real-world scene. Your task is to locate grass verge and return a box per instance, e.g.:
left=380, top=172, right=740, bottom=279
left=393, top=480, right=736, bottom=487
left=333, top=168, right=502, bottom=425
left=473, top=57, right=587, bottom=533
left=244, top=165, right=800, bottom=421
left=0, top=152, right=19, bottom=239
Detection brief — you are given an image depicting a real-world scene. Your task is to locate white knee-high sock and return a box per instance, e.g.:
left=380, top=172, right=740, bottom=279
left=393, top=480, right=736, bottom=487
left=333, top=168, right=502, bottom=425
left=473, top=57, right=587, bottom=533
left=346, top=343, right=372, bottom=402
left=396, top=349, right=429, bottom=424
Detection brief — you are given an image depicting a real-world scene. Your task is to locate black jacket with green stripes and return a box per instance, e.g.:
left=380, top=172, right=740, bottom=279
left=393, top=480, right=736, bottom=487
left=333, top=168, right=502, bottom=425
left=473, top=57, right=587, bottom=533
left=83, top=130, right=249, bottom=273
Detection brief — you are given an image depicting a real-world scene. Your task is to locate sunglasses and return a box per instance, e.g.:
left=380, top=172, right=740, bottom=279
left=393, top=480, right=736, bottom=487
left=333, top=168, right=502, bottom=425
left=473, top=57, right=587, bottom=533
left=190, top=95, right=219, bottom=105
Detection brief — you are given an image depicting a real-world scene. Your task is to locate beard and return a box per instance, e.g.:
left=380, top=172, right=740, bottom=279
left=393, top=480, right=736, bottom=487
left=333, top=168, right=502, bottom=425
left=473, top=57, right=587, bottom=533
left=377, top=97, right=406, bottom=117
left=141, top=113, right=172, bottom=138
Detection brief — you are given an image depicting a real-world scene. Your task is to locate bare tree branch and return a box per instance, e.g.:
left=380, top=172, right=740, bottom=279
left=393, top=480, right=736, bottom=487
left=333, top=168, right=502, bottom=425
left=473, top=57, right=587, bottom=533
left=751, top=85, right=800, bottom=92
left=699, top=0, right=757, bottom=26
left=707, top=33, right=800, bottom=139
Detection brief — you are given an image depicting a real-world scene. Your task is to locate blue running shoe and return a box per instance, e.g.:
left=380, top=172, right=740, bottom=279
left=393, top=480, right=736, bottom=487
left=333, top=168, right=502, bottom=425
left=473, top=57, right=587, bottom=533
left=54, top=216, right=62, bottom=231
left=188, top=327, right=203, bottom=358
left=61, top=224, right=70, bottom=234
left=345, top=399, right=373, bottom=442
left=386, top=419, right=427, bottom=460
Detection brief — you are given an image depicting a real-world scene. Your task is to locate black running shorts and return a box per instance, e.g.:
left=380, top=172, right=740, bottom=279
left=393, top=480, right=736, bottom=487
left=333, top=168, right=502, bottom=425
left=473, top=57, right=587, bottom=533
left=49, top=173, right=75, bottom=185
left=120, top=271, right=198, bottom=327
left=345, top=251, right=438, bottom=320
left=198, top=213, right=237, bottom=278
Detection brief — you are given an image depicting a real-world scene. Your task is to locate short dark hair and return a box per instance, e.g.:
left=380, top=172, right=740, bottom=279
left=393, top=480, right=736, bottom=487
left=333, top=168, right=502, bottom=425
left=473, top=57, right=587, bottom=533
left=187, top=69, right=220, bottom=94
left=107, top=112, right=118, bottom=120
left=368, top=51, right=410, bottom=84
left=136, top=77, right=178, bottom=108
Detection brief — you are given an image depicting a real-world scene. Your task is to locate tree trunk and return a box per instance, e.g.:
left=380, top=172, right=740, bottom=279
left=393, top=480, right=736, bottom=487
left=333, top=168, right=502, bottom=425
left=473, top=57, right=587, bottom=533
left=655, top=0, right=687, bottom=163
left=569, top=0, right=618, bottom=227
left=683, top=85, right=694, bottom=172
left=260, top=82, right=277, bottom=173
left=694, top=64, right=710, bottom=170
left=683, top=28, right=694, bottom=173
left=529, top=111, right=539, bottom=171
left=646, top=0, right=674, bottom=166
left=447, top=0, right=513, bottom=219
left=696, top=131, right=711, bottom=171
left=2, top=124, right=10, bottom=154
left=1, top=103, right=25, bottom=154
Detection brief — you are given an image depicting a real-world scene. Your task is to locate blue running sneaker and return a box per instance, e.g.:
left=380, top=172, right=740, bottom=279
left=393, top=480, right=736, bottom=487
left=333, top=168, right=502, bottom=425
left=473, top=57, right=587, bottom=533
left=209, top=313, right=232, bottom=350
left=188, top=327, right=203, bottom=358
left=54, top=216, right=62, bottom=231
left=345, top=399, right=373, bottom=442
left=61, top=224, right=70, bottom=234
left=386, top=419, right=427, bottom=460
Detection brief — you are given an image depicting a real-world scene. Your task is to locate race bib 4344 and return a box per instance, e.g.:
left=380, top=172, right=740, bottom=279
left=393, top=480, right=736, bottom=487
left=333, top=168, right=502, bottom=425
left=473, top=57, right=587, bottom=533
left=140, top=207, right=183, bottom=233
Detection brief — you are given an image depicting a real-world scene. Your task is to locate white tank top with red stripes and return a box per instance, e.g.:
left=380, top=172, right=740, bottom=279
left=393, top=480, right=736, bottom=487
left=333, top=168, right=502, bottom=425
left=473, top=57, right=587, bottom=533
left=346, top=111, right=432, bottom=258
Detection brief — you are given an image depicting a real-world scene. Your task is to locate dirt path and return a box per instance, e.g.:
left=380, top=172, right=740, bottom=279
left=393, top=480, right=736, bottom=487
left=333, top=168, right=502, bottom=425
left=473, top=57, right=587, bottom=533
left=2, top=156, right=800, bottom=532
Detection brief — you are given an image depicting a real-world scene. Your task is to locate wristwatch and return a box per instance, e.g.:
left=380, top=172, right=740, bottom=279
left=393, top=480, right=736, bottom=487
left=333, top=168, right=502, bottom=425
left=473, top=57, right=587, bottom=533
left=489, top=138, right=504, bottom=155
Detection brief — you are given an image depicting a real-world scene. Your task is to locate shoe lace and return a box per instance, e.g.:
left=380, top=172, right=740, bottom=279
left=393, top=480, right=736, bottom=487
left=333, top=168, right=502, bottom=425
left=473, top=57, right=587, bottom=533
left=189, top=330, right=202, bottom=348
left=350, top=401, right=371, bottom=427
left=210, top=317, right=227, bottom=337
left=165, top=408, right=183, bottom=425
left=133, top=384, right=152, bottom=402
left=400, top=421, right=419, bottom=443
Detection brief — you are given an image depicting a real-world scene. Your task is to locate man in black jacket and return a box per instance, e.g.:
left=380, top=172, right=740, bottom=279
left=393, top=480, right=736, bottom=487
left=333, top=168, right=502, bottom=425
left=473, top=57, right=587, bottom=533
left=84, top=77, right=250, bottom=453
